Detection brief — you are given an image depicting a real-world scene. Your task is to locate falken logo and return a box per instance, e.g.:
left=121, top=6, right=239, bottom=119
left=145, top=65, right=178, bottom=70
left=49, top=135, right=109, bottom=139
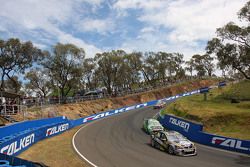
left=0, top=133, right=35, bottom=155
left=83, top=103, right=148, bottom=123
left=46, top=123, right=69, bottom=137
left=163, top=90, right=200, bottom=101
left=169, top=117, right=190, bottom=132
left=212, top=137, right=250, bottom=151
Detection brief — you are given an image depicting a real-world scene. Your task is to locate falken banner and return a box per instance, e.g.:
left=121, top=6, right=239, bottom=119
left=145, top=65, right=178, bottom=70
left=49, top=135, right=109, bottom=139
left=158, top=114, right=250, bottom=155
left=70, top=89, right=201, bottom=127
left=0, top=121, right=70, bottom=156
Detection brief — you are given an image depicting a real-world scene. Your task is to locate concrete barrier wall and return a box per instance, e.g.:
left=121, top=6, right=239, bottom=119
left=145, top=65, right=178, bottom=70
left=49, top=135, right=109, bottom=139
left=158, top=114, right=250, bottom=155
left=0, top=117, right=67, bottom=139
left=0, top=118, right=70, bottom=156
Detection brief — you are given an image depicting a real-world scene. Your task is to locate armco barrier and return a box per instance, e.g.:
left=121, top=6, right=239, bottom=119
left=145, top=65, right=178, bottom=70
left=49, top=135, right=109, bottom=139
left=158, top=114, right=250, bottom=155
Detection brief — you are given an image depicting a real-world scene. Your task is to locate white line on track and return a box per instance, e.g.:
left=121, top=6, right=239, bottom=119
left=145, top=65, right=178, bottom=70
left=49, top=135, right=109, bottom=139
left=72, top=123, right=98, bottom=167
left=72, top=107, right=148, bottom=167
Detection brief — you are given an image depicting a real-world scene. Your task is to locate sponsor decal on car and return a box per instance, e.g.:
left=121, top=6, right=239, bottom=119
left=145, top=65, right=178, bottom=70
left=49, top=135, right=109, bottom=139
left=211, top=137, right=250, bottom=151
left=83, top=103, right=148, bottom=123
left=169, top=117, right=190, bottom=132
left=0, top=133, right=35, bottom=155
left=46, top=123, right=69, bottom=137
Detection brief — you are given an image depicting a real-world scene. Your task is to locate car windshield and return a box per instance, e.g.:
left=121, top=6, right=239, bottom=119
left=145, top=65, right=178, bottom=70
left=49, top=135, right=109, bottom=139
left=175, top=133, right=185, bottom=139
left=167, top=135, right=180, bottom=142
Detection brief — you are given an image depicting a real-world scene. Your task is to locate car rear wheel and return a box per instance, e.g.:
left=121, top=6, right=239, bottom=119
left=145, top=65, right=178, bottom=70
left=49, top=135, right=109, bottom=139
left=168, top=146, right=174, bottom=155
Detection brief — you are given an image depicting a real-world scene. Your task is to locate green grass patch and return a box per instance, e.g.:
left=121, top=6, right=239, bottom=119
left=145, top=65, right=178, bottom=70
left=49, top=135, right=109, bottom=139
left=163, top=80, right=250, bottom=140
left=219, top=80, right=250, bottom=100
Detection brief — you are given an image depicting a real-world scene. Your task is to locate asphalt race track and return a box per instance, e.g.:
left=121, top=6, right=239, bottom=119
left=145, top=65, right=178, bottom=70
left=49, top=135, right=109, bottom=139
left=73, top=107, right=250, bottom=167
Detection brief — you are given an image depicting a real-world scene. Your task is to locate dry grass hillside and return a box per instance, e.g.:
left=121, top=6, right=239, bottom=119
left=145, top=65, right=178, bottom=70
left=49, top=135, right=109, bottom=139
left=13, top=79, right=217, bottom=121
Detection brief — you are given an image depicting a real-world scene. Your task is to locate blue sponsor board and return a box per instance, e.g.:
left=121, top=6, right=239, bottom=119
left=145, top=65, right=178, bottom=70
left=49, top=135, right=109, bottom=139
left=0, top=121, right=70, bottom=156
left=80, top=100, right=158, bottom=125
left=199, top=87, right=210, bottom=93
left=0, top=117, right=67, bottom=139
left=72, top=89, right=201, bottom=126
left=218, top=81, right=226, bottom=87
left=158, top=114, right=203, bottom=135
left=195, top=132, right=250, bottom=155
left=161, top=89, right=200, bottom=102
left=159, top=114, right=250, bottom=155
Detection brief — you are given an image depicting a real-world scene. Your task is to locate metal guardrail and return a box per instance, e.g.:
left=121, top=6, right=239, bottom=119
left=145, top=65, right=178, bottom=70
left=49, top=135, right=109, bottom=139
left=23, top=82, right=174, bottom=107
left=23, top=77, right=225, bottom=107
left=0, top=105, right=27, bottom=116
left=0, top=105, right=27, bottom=123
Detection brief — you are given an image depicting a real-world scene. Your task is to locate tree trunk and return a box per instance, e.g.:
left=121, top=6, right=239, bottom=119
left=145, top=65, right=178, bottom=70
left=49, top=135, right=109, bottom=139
left=6, top=73, right=18, bottom=93
left=236, top=67, right=250, bottom=80
left=0, top=73, right=4, bottom=91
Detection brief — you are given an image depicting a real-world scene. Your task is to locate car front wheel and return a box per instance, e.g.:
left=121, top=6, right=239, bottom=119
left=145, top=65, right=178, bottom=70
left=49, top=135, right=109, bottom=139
left=168, top=145, right=175, bottom=155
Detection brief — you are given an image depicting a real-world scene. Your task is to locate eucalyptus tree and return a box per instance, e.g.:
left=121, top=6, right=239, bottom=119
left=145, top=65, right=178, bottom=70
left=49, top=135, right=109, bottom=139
left=123, top=52, right=143, bottom=88
left=206, top=1, right=250, bottom=79
left=170, top=53, right=185, bottom=80
left=95, top=50, right=126, bottom=94
left=42, top=43, right=85, bottom=102
left=185, top=59, right=195, bottom=77
left=4, top=76, right=22, bottom=93
left=25, top=68, right=52, bottom=98
left=201, top=54, right=214, bottom=77
left=141, top=52, right=159, bottom=86
left=0, top=38, right=43, bottom=92
left=154, top=52, right=170, bottom=82
left=191, top=54, right=207, bottom=78
left=82, top=58, right=96, bottom=90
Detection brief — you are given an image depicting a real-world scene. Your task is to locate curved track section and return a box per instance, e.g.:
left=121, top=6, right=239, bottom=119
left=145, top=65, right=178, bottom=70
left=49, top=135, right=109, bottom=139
left=74, top=107, right=250, bottom=167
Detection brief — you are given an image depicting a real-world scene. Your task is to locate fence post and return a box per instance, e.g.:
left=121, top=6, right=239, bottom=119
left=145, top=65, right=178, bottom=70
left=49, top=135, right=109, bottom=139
left=4, top=104, right=6, bottom=116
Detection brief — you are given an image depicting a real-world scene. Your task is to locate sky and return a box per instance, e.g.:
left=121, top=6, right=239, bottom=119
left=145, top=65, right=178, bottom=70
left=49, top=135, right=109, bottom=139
left=0, top=0, right=248, bottom=60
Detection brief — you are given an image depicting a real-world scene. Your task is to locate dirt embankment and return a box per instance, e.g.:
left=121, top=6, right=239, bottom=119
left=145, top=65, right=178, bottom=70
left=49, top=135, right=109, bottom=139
left=13, top=79, right=217, bottom=121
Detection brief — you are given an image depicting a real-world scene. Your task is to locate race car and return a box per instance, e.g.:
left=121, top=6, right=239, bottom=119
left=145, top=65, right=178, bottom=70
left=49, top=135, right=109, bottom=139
left=167, top=130, right=186, bottom=139
left=153, top=101, right=166, bottom=109
left=150, top=131, right=197, bottom=156
left=143, top=118, right=164, bottom=134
